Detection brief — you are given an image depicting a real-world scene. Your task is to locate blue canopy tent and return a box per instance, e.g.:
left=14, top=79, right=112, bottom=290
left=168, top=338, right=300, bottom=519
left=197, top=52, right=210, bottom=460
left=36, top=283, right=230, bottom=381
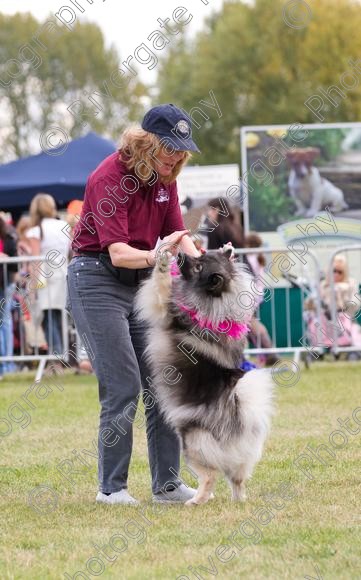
left=0, top=132, right=116, bottom=217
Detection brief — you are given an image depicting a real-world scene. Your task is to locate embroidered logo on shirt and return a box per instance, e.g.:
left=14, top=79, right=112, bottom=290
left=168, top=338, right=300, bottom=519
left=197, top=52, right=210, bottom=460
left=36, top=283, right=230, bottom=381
left=155, top=187, right=169, bottom=203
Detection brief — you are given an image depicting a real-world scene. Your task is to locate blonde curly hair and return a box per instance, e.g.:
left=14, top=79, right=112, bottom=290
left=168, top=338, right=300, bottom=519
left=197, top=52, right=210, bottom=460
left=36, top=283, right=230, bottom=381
left=119, top=126, right=191, bottom=184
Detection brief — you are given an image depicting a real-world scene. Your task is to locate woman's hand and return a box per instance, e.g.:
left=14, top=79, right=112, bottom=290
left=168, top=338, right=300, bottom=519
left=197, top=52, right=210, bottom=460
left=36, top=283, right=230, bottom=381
left=158, top=230, right=190, bottom=256
left=146, top=230, right=191, bottom=266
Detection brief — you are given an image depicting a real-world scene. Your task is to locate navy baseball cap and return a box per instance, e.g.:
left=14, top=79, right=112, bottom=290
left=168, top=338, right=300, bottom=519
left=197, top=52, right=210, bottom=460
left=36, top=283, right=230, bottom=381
left=141, top=104, right=200, bottom=153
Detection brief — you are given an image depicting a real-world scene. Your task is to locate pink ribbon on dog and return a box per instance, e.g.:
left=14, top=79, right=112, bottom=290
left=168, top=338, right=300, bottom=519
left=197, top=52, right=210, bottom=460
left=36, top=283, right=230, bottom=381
left=178, top=303, right=249, bottom=340
left=170, top=261, right=181, bottom=277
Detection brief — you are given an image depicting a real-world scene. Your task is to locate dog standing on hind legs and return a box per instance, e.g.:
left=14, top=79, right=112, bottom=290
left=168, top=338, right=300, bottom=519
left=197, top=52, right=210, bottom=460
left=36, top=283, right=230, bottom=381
left=135, top=247, right=275, bottom=506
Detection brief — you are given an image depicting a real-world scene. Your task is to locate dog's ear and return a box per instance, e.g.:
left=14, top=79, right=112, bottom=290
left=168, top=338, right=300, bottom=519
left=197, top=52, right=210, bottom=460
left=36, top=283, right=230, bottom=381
left=206, top=272, right=225, bottom=296
left=286, top=150, right=299, bottom=164
left=221, top=243, right=234, bottom=260
left=307, top=147, right=320, bottom=162
left=302, top=147, right=319, bottom=165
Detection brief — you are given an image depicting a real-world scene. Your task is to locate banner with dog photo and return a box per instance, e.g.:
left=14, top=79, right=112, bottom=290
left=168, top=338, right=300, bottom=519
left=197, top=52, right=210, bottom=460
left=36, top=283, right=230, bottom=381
left=240, top=122, right=361, bottom=240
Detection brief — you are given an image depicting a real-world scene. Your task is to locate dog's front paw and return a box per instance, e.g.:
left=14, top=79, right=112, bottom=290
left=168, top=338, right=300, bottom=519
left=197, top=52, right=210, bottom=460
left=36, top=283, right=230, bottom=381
left=185, top=493, right=214, bottom=506
left=156, top=250, right=172, bottom=273
left=185, top=498, right=201, bottom=507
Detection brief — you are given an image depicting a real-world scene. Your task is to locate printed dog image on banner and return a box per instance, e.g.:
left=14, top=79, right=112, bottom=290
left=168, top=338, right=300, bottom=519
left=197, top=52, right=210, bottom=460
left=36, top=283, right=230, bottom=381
left=286, top=147, right=348, bottom=218
left=241, top=122, right=361, bottom=234
left=135, top=247, right=274, bottom=506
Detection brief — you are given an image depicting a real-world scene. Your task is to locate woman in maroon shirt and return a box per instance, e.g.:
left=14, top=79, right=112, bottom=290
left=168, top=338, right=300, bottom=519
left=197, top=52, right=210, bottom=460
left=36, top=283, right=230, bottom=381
left=67, top=104, right=201, bottom=505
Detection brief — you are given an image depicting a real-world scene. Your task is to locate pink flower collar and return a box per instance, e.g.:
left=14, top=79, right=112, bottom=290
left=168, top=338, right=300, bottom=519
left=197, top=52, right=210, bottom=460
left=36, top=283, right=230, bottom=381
left=178, top=303, right=249, bottom=340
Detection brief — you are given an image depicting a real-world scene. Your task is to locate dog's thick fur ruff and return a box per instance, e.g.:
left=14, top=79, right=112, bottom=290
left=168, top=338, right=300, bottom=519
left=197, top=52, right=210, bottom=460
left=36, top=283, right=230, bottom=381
left=135, top=249, right=274, bottom=505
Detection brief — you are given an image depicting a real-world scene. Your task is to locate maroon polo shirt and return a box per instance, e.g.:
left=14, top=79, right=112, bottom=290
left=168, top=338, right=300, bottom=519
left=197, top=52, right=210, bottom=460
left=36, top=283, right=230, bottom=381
left=72, top=152, right=185, bottom=253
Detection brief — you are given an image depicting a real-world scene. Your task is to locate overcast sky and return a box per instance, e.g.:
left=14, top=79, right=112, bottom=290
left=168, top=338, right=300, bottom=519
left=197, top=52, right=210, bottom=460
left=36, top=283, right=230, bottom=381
left=2, top=0, right=225, bottom=83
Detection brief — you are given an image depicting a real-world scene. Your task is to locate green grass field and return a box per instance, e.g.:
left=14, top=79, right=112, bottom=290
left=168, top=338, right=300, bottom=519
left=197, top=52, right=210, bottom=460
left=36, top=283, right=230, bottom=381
left=1, top=362, right=360, bottom=580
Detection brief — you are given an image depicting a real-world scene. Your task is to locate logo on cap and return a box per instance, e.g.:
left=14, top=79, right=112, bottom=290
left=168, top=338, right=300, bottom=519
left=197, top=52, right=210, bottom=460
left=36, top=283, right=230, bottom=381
left=175, top=120, right=191, bottom=138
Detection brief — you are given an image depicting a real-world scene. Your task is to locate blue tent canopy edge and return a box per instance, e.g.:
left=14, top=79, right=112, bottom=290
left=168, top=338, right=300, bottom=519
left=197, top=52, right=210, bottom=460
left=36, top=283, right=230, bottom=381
left=0, top=132, right=116, bottom=210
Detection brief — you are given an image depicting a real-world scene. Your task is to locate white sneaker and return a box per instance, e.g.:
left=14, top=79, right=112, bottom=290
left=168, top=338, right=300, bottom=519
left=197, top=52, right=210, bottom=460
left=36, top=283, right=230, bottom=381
left=96, top=490, right=139, bottom=505
left=152, top=483, right=197, bottom=504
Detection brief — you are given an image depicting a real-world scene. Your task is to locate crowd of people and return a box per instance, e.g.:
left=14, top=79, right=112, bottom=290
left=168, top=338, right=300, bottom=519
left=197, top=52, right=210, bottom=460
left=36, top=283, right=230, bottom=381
left=200, top=198, right=278, bottom=365
left=0, top=192, right=359, bottom=378
left=201, top=197, right=361, bottom=359
left=0, top=194, right=72, bottom=377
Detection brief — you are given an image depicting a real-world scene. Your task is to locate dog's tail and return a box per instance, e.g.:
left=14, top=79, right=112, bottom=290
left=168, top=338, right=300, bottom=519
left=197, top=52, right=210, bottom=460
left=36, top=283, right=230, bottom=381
left=235, top=369, right=275, bottom=432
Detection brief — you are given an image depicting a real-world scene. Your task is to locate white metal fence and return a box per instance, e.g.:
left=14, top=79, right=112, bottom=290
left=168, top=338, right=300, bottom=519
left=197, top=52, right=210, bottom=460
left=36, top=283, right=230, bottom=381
left=0, top=247, right=359, bottom=379
left=0, top=255, right=70, bottom=381
left=234, top=246, right=361, bottom=363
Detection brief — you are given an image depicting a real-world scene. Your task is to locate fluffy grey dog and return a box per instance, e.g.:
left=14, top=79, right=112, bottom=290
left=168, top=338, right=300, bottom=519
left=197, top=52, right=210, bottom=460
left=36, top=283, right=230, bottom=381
left=135, top=247, right=274, bottom=506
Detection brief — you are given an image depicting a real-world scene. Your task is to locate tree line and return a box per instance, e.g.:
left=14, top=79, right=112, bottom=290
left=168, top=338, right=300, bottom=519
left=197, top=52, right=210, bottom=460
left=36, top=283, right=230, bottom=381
left=1, top=0, right=361, bottom=163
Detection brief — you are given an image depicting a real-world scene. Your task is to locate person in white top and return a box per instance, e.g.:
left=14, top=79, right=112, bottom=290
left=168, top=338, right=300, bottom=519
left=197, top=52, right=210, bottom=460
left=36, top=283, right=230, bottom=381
left=244, top=232, right=278, bottom=366
left=26, top=193, right=70, bottom=356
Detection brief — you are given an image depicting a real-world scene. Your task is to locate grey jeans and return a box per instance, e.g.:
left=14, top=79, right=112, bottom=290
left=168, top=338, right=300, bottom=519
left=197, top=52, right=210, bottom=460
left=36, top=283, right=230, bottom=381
left=66, top=256, right=180, bottom=494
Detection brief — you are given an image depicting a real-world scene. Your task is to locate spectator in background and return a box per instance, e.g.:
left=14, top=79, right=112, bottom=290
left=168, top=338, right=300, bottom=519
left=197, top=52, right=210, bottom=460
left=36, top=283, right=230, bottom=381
left=26, top=194, right=70, bottom=368
left=0, top=216, right=18, bottom=376
left=16, top=216, right=32, bottom=258
left=65, top=199, right=93, bottom=374
left=206, top=197, right=244, bottom=250
left=244, top=232, right=278, bottom=366
left=15, top=215, right=47, bottom=355
left=0, top=212, right=15, bottom=232
left=320, top=254, right=361, bottom=348
left=244, top=232, right=266, bottom=290
left=66, top=200, right=83, bottom=248
left=321, top=255, right=359, bottom=313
